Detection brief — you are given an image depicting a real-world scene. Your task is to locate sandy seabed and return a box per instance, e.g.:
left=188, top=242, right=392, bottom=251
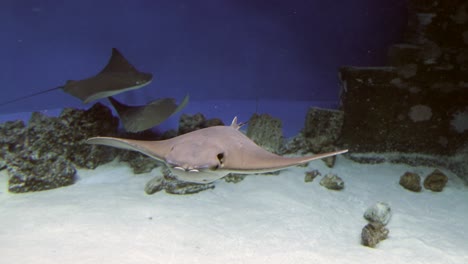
left=1, top=156, right=467, bottom=264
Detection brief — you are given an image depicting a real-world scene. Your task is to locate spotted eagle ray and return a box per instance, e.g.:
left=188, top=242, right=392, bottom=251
left=86, top=117, right=348, bottom=184
left=0, top=48, right=152, bottom=106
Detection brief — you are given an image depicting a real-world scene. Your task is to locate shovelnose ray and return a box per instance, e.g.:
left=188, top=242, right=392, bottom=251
left=86, top=117, right=348, bottom=184
left=108, top=94, right=190, bottom=133
left=0, top=48, right=152, bottom=106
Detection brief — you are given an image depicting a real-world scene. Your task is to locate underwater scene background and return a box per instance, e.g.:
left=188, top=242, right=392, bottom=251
left=1, top=0, right=467, bottom=263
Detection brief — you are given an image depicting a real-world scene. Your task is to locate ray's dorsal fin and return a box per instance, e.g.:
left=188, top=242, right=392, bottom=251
left=230, top=116, right=241, bottom=130
left=99, top=48, right=139, bottom=74
left=230, top=116, right=248, bottom=130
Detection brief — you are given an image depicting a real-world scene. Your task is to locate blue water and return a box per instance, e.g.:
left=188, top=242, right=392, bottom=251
left=0, top=0, right=406, bottom=118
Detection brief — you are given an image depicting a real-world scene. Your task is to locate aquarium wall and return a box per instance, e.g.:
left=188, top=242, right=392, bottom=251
left=340, top=0, right=468, bottom=155
left=339, top=0, right=468, bottom=183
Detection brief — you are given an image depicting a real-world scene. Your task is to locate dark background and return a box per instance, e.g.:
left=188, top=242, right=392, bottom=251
left=0, top=0, right=407, bottom=115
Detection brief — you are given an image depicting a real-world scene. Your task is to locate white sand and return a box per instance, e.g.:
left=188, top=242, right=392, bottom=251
left=0, top=157, right=467, bottom=264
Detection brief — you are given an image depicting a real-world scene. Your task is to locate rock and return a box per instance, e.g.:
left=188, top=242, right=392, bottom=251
left=246, top=113, right=283, bottom=154
left=281, top=108, right=344, bottom=168
left=178, top=113, right=206, bottom=134
left=399, top=171, right=422, bottom=192
left=119, top=151, right=159, bottom=174
left=178, top=113, right=224, bottom=135
left=0, top=120, right=26, bottom=163
left=25, top=103, right=119, bottom=169
left=7, top=150, right=76, bottom=193
left=204, top=118, right=225, bottom=128
left=364, top=202, right=392, bottom=226
left=161, top=129, right=178, bottom=139
left=281, top=133, right=307, bottom=154
left=164, top=178, right=215, bottom=195
left=361, top=202, right=392, bottom=248
left=322, top=156, right=336, bottom=168
left=150, top=166, right=215, bottom=195
left=319, top=173, right=344, bottom=190
left=120, top=129, right=161, bottom=141
left=361, top=222, right=389, bottom=248
left=223, top=173, right=247, bottom=183
left=0, top=120, right=26, bottom=145
left=59, top=103, right=120, bottom=169
left=304, top=170, right=321, bottom=182
left=144, top=176, right=165, bottom=195
left=303, top=107, right=344, bottom=153
left=162, top=168, right=215, bottom=194
left=320, top=145, right=340, bottom=168
left=423, top=169, right=448, bottom=192
left=282, top=135, right=341, bottom=168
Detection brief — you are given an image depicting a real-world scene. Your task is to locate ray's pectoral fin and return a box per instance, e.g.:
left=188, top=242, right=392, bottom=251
left=86, top=137, right=170, bottom=163
left=108, top=94, right=189, bottom=133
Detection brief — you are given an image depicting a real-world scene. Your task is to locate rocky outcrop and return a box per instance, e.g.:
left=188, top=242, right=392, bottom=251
left=282, top=108, right=344, bottom=168
left=0, top=103, right=119, bottom=193
left=7, top=151, right=76, bottom=193
left=246, top=113, right=283, bottom=154
left=303, top=107, right=344, bottom=153
left=178, top=113, right=224, bottom=135
left=0, top=120, right=25, bottom=169
left=119, top=151, right=160, bottom=174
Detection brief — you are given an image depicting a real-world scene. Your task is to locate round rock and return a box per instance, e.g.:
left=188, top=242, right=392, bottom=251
left=399, top=171, right=422, bottom=192
left=424, top=169, right=448, bottom=192
left=364, top=202, right=392, bottom=226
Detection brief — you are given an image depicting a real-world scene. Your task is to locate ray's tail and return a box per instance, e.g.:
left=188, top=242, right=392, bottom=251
left=0, top=86, right=64, bottom=107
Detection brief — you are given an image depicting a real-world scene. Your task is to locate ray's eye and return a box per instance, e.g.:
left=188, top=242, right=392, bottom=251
left=211, top=152, right=225, bottom=171
left=217, top=153, right=224, bottom=164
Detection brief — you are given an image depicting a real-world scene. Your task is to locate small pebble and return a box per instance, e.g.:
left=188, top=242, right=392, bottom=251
left=399, top=171, right=422, bottom=192
left=144, top=176, right=165, bottom=195
left=319, top=173, right=344, bottom=190
left=304, top=170, right=321, bottom=182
